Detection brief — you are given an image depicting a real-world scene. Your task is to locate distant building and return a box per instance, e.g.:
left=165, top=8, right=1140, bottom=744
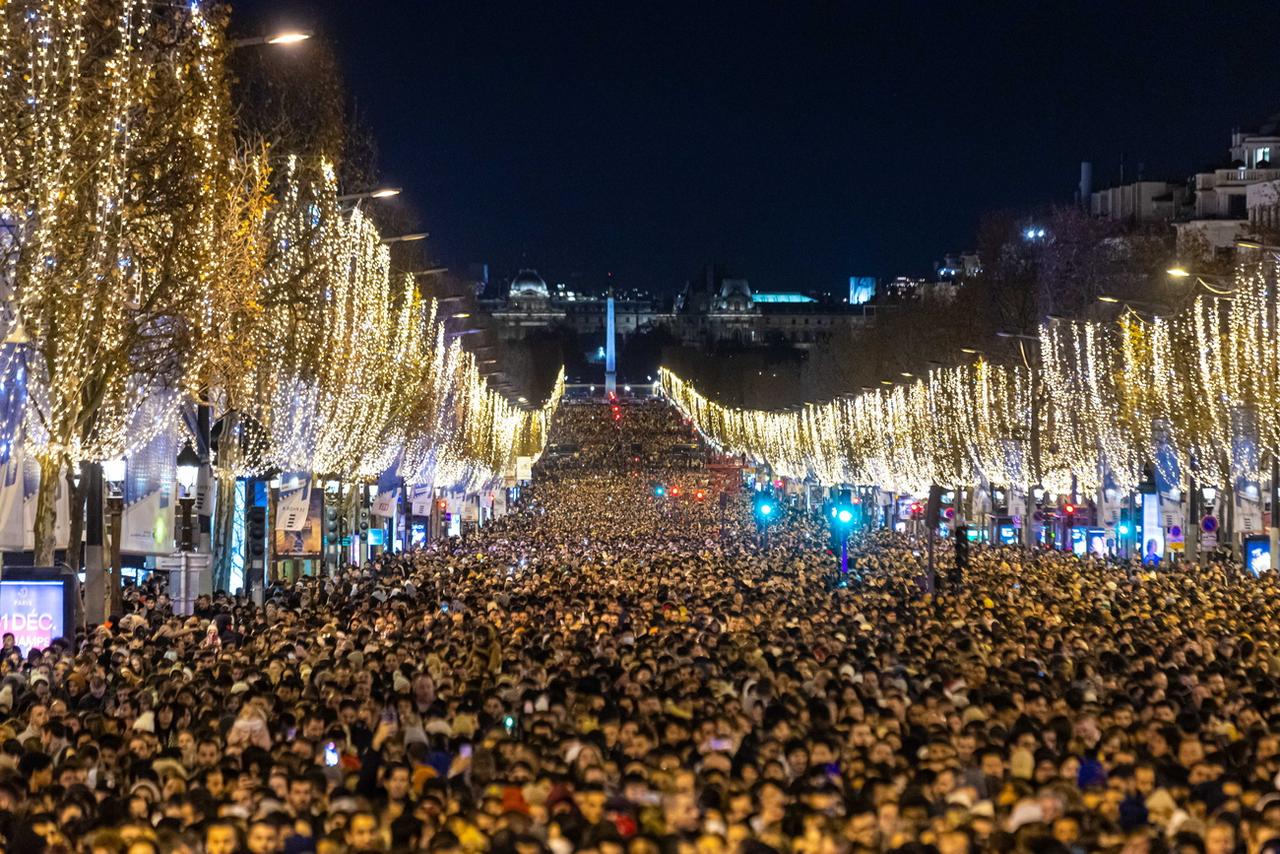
left=935, top=252, right=981, bottom=279
left=481, top=265, right=873, bottom=352
left=1090, top=181, right=1188, bottom=223
left=1177, top=115, right=1280, bottom=255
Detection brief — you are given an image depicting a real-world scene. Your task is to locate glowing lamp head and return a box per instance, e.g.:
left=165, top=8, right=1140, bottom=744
left=837, top=509, right=853, bottom=524
left=1118, top=523, right=1130, bottom=535
left=759, top=502, right=773, bottom=517
left=266, top=31, right=311, bottom=45
left=102, top=457, right=126, bottom=485
left=654, top=485, right=666, bottom=497
left=175, top=441, right=200, bottom=492
left=1064, top=503, right=1075, bottom=514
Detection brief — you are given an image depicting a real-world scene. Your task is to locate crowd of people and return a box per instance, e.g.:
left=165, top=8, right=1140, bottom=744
left=2, top=400, right=1280, bottom=854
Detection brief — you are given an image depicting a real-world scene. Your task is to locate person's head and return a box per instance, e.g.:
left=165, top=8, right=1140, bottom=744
left=384, top=762, right=412, bottom=802
left=288, top=775, right=314, bottom=813
left=345, top=811, right=381, bottom=851
left=246, top=819, right=279, bottom=854
left=196, top=738, right=221, bottom=768
left=18, top=751, right=53, bottom=790
left=204, top=821, right=241, bottom=854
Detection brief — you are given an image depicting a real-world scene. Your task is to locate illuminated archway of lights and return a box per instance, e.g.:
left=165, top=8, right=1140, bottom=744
left=0, top=0, right=563, bottom=522
left=662, top=251, right=1280, bottom=496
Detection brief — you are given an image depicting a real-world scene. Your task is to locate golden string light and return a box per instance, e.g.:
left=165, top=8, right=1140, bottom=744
left=1, top=1, right=564, bottom=562
left=665, top=251, right=1280, bottom=498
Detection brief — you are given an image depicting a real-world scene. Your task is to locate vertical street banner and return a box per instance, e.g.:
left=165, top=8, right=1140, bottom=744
left=122, top=430, right=177, bottom=554
left=371, top=465, right=400, bottom=518
left=275, top=473, right=311, bottom=531
left=409, top=485, right=433, bottom=517
left=0, top=451, right=25, bottom=550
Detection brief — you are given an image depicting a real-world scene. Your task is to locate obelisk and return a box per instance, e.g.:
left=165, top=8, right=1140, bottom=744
left=605, top=292, right=617, bottom=397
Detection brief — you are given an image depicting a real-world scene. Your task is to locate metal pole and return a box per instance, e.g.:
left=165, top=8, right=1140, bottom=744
left=83, top=463, right=105, bottom=625
left=926, top=525, right=936, bottom=592
left=196, top=402, right=212, bottom=555
left=107, top=495, right=124, bottom=619
left=840, top=534, right=848, bottom=576
left=1271, top=457, right=1279, bottom=571
left=1186, top=475, right=1199, bottom=566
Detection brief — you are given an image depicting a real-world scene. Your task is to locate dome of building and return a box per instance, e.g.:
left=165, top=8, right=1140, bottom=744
left=509, top=269, right=549, bottom=299
left=716, top=278, right=753, bottom=312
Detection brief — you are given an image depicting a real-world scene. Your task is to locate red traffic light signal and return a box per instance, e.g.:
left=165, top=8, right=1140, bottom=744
left=670, top=486, right=681, bottom=497
left=437, top=499, right=447, bottom=510
left=1063, top=503, right=1075, bottom=514
left=694, top=489, right=706, bottom=501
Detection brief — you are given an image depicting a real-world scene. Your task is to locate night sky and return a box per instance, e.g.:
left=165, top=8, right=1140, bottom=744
left=230, top=0, right=1277, bottom=293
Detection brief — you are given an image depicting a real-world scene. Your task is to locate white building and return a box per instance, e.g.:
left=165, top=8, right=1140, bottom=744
left=1090, top=181, right=1187, bottom=223
left=1172, top=119, right=1280, bottom=255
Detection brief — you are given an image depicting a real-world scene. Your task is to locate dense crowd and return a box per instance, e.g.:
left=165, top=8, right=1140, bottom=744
left=541, top=399, right=703, bottom=473
left=3, top=400, right=1280, bottom=854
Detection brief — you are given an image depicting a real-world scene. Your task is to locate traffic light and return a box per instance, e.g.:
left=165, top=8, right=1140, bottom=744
left=753, top=494, right=776, bottom=524
left=653, top=484, right=666, bottom=498
left=437, top=499, right=447, bottom=511
left=325, top=504, right=339, bottom=546
left=247, top=506, right=266, bottom=560
left=694, top=489, right=706, bottom=501
left=359, top=506, right=370, bottom=533
left=670, top=486, right=681, bottom=497
left=954, top=526, right=970, bottom=570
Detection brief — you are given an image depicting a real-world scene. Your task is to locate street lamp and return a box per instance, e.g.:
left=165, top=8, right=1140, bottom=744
left=410, top=268, right=450, bottom=277
left=229, top=30, right=313, bottom=49
left=337, top=187, right=402, bottom=203
left=382, top=232, right=428, bottom=244
left=176, top=442, right=200, bottom=552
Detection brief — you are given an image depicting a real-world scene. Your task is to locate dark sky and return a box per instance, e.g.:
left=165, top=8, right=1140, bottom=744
left=230, top=0, right=1277, bottom=293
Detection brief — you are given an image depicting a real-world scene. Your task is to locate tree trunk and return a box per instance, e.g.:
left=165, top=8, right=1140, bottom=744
left=64, top=466, right=85, bottom=573
left=32, top=454, right=63, bottom=566
left=212, top=470, right=236, bottom=592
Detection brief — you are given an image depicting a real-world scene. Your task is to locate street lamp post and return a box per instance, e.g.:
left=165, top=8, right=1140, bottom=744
left=102, top=458, right=126, bottom=619
left=174, top=442, right=200, bottom=615
left=228, top=31, right=312, bottom=49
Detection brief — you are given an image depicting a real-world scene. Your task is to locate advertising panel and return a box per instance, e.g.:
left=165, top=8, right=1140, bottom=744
left=0, top=580, right=65, bottom=650
left=274, top=489, right=323, bottom=556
